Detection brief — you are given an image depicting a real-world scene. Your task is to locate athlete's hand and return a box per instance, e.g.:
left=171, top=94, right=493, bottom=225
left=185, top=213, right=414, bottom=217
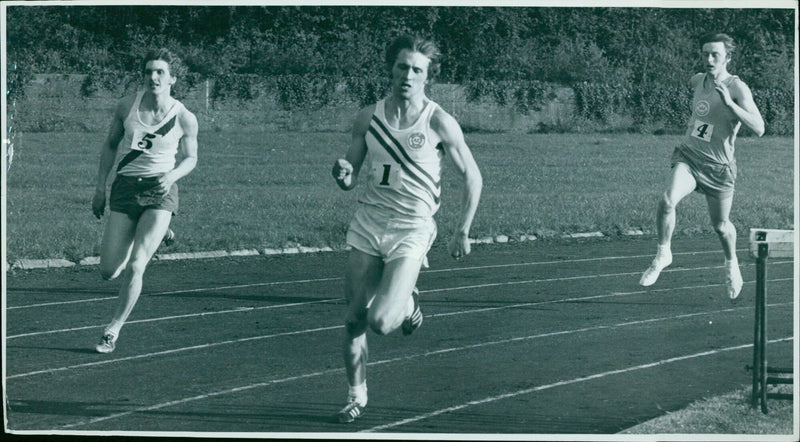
left=155, top=173, right=175, bottom=196
left=92, top=189, right=106, bottom=219
left=332, top=158, right=354, bottom=188
left=448, top=231, right=471, bottom=261
left=714, top=81, right=734, bottom=107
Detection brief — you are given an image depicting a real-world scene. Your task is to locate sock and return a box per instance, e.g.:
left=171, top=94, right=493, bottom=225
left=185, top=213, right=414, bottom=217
left=348, top=381, right=367, bottom=406
left=725, top=258, right=739, bottom=268
left=657, top=243, right=671, bottom=256
left=106, top=320, right=124, bottom=338
left=405, top=294, right=415, bottom=319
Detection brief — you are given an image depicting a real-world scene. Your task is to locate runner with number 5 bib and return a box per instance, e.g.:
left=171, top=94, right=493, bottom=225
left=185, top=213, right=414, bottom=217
left=91, top=48, right=199, bottom=353
left=639, top=33, right=765, bottom=299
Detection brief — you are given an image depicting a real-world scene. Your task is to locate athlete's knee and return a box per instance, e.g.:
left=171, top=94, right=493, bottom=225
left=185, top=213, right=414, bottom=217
left=125, top=255, right=150, bottom=277
left=345, top=311, right=368, bottom=338
left=659, top=192, right=677, bottom=213
left=713, top=220, right=735, bottom=236
left=99, top=261, right=124, bottom=280
left=99, top=266, right=121, bottom=281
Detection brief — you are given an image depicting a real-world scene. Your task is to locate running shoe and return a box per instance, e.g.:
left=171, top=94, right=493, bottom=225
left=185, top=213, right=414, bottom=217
left=334, top=400, right=365, bottom=423
left=95, top=332, right=117, bottom=354
left=726, top=261, right=743, bottom=299
left=639, top=252, right=672, bottom=287
left=402, top=287, right=423, bottom=335
left=163, top=228, right=175, bottom=247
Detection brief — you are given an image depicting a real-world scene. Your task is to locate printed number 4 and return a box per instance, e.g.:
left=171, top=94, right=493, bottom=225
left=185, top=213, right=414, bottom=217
left=695, top=123, right=710, bottom=139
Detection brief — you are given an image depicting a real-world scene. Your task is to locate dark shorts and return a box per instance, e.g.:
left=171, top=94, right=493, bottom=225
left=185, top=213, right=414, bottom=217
left=671, top=146, right=737, bottom=199
left=109, top=174, right=179, bottom=220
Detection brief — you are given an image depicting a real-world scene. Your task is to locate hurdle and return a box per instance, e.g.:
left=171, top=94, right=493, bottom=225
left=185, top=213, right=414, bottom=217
left=748, top=228, right=794, bottom=414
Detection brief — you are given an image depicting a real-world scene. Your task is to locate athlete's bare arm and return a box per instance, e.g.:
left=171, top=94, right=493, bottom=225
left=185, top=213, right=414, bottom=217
left=92, top=96, right=133, bottom=219
left=155, top=108, right=199, bottom=195
left=333, top=105, right=374, bottom=191
left=432, top=108, right=483, bottom=259
left=717, top=79, right=765, bottom=136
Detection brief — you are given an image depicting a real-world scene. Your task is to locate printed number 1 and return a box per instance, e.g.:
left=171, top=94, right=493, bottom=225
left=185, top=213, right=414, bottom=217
left=379, top=164, right=392, bottom=186
left=695, top=123, right=709, bottom=139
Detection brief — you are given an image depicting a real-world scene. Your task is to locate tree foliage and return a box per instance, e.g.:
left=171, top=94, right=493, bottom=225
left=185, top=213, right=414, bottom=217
left=6, top=5, right=795, bottom=132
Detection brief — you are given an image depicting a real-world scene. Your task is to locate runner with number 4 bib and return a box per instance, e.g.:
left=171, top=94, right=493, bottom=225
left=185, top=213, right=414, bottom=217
left=639, top=33, right=765, bottom=299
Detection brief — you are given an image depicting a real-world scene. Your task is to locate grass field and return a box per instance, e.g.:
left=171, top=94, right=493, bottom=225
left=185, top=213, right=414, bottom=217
left=5, top=131, right=794, bottom=261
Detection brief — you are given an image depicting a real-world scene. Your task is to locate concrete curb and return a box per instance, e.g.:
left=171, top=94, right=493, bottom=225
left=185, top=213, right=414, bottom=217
left=7, top=230, right=649, bottom=270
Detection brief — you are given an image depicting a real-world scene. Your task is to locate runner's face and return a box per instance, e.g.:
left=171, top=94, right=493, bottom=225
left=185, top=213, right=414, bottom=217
left=701, top=42, right=729, bottom=77
left=391, top=49, right=430, bottom=100
left=143, top=60, right=175, bottom=95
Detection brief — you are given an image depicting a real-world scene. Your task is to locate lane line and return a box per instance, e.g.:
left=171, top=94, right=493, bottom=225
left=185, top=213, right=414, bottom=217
left=6, top=268, right=794, bottom=340
left=363, top=337, right=795, bottom=433
left=7, top=283, right=793, bottom=380
left=9, top=247, right=779, bottom=309
left=6, top=299, right=340, bottom=339
left=54, top=329, right=794, bottom=429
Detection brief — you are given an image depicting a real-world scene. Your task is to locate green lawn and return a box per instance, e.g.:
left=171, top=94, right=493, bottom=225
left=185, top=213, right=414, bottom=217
left=5, top=131, right=794, bottom=260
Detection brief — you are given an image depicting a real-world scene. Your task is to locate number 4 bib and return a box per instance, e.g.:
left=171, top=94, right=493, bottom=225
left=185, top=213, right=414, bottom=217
left=691, top=119, right=714, bottom=142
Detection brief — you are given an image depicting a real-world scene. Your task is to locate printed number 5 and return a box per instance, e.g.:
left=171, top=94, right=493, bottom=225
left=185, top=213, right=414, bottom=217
left=137, top=133, right=156, bottom=150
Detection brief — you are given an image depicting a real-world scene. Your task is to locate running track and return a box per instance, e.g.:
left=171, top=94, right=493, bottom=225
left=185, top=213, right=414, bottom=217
left=3, top=235, right=795, bottom=437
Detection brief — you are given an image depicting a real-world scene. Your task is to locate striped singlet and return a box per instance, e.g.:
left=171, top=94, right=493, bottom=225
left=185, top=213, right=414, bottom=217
left=359, top=98, right=444, bottom=218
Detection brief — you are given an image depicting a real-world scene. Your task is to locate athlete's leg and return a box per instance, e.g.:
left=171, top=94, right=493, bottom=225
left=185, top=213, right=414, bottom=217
left=641, top=163, right=697, bottom=286
left=706, top=193, right=742, bottom=298
left=342, top=249, right=383, bottom=398
left=99, top=211, right=137, bottom=280
left=106, top=209, right=173, bottom=336
left=367, top=256, right=425, bottom=336
left=657, top=163, right=698, bottom=247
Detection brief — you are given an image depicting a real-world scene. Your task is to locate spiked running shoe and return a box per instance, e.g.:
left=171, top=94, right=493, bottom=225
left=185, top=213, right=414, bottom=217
left=639, top=252, right=672, bottom=287
left=95, top=332, right=117, bottom=354
left=402, top=287, right=423, bottom=336
left=334, top=400, right=365, bottom=423
left=163, top=228, right=176, bottom=247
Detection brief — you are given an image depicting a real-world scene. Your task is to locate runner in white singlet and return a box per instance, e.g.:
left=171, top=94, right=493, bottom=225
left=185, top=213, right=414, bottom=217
left=91, top=48, right=199, bottom=353
left=331, top=34, right=483, bottom=423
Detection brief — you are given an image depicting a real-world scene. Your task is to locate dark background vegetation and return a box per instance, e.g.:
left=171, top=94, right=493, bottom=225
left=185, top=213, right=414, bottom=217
left=6, top=5, right=795, bottom=134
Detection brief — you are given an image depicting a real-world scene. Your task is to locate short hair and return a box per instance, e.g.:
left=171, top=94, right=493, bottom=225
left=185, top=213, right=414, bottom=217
left=385, top=34, right=442, bottom=80
left=699, top=33, right=736, bottom=57
left=141, top=48, right=187, bottom=79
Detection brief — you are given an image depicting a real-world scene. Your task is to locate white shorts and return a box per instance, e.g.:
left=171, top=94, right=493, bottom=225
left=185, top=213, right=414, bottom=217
left=346, top=204, right=437, bottom=264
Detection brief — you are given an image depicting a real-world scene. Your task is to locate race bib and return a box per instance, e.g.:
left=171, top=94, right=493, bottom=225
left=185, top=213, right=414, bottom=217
left=373, top=163, right=402, bottom=189
left=691, top=119, right=714, bottom=143
left=131, top=129, right=156, bottom=152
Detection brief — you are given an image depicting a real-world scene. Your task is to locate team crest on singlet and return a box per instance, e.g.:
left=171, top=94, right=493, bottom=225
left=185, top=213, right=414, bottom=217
left=407, top=132, right=426, bottom=150
left=695, top=100, right=710, bottom=117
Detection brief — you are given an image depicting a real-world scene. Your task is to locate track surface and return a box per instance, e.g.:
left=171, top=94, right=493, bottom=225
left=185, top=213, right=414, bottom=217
left=4, top=235, right=795, bottom=436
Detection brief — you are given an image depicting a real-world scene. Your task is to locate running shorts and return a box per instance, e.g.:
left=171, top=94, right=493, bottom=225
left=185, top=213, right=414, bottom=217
left=346, top=204, right=437, bottom=263
left=109, top=174, right=179, bottom=220
left=671, top=145, right=737, bottom=199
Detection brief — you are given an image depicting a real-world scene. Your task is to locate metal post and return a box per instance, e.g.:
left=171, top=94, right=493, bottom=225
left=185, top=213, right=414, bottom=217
left=757, top=243, right=769, bottom=413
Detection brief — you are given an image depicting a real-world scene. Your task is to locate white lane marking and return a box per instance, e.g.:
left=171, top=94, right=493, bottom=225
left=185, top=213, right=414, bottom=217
left=363, top=337, right=794, bottom=433
left=56, top=331, right=794, bottom=429
left=7, top=285, right=793, bottom=381
left=10, top=247, right=779, bottom=309
left=6, top=299, right=339, bottom=339
left=6, top=270, right=794, bottom=340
